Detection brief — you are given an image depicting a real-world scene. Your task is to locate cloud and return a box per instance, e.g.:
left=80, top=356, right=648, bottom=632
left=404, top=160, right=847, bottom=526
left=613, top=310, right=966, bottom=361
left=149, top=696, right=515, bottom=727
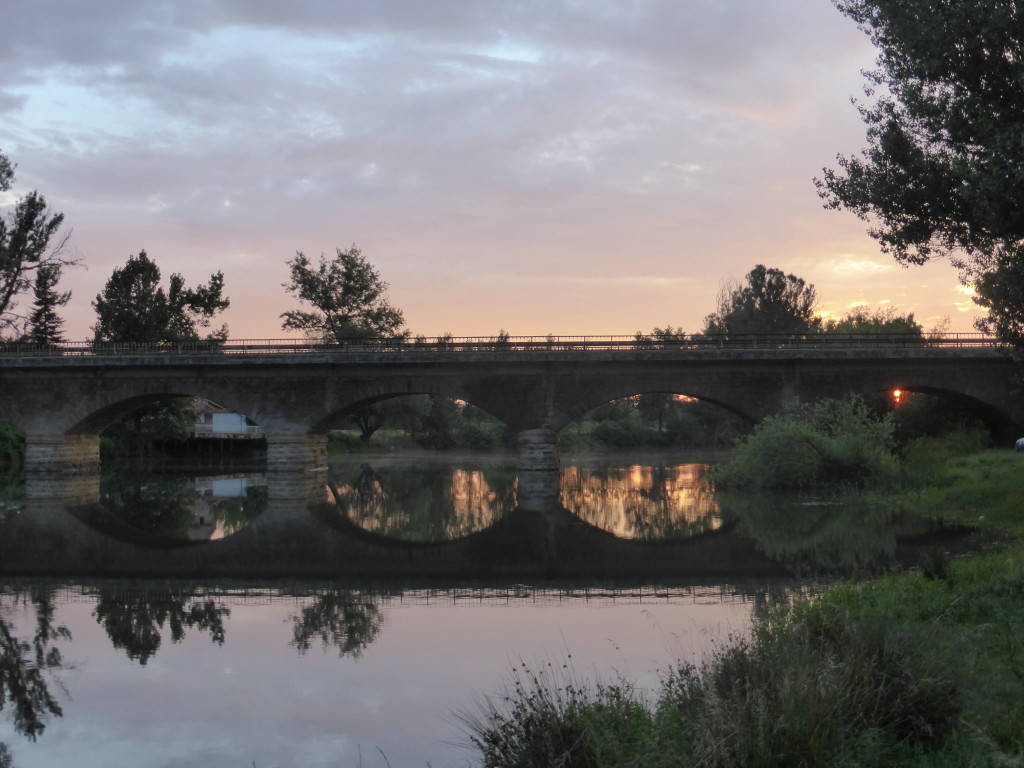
left=8, top=0, right=979, bottom=341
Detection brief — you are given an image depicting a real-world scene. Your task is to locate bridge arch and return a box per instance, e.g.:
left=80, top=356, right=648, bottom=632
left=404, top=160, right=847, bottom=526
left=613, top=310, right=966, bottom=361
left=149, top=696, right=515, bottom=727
left=306, top=382, right=508, bottom=434
left=551, top=385, right=757, bottom=433
left=886, top=385, right=1012, bottom=440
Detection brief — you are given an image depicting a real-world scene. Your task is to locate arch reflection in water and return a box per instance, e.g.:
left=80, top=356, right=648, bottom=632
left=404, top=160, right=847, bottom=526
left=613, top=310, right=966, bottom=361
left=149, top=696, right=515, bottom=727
left=328, top=458, right=723, bottom=543
left=327, top=460, right=518, bottom=542
left=77, top=471, right=268, bottom=544
left=560, top=462, right=722, bottom=540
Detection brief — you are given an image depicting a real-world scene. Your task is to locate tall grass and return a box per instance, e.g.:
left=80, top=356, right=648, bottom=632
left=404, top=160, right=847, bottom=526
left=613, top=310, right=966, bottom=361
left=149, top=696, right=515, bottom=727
left=463, top=604, right=960, bottom=768
left=657, top=603, right=959, bottom=768
left=459, top=659, right=654, bottom=768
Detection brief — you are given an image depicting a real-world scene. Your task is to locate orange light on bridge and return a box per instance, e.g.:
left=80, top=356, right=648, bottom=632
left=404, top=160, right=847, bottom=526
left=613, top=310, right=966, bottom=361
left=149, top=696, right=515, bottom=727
left=892, top=388, right=903, bottom=405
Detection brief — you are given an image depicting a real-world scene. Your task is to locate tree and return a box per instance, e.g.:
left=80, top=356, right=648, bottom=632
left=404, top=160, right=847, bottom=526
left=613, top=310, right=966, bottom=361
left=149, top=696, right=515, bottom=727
left=0, top=152, right=13, bottom=193
left=281, top=245, right=405, bottom=342
left=412, top=397, right=460, bottom=449
left=816, top=1, right=1024, bottom=348
left=25, top=264, right=70, bottom=344
left=634, top=325, right=686, bottom=349
left=0, top=150, right=75, bottom=339
left=701, top=264, right=821, bottom=337
left=822, top=306, right=923, bottom=337
left=351, top=403, right=386, bottom=443
left=92, top=250, right=229, bottom=343
left=638, top=392, right=674, bottom=433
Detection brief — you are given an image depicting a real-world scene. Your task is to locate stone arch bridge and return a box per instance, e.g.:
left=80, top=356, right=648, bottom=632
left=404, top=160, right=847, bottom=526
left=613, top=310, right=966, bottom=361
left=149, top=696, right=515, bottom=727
left=0, top=335, right=1018, bottom=474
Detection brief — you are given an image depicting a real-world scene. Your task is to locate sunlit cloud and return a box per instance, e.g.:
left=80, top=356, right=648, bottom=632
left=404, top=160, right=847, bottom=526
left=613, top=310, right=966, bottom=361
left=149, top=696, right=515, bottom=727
left=494, top=274, right=696, bottom=288
left=825, top=256, right=897, bottom=277
left=955, top=284, right=978, bottom=313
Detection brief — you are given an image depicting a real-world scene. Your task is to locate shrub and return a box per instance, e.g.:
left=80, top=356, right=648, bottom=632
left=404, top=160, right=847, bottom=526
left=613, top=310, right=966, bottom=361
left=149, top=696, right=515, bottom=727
left=464, top=605, right=960, bottom=768
left=711, top=395, right=897, bottom=491
left=462, top=659, right=655, bottom=768
left=656, top=603, right=961, bottom=767
left=0, top=419, right=24, bottom=472
left=899, top=425, right=992, bottom=486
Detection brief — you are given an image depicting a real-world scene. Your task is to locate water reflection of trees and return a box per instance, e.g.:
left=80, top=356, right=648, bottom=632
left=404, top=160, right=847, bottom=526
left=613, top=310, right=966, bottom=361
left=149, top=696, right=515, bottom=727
left=94, top=472, right=267, bottom=541
left=0, top=587, right=69, bottom=741
left=722, top=492, right=926, bottom=574
left=205, top=486, right=268, bottom=536
left=330, top=463, right=517, bottom=542
left=289, top=592, right=384, bottom=659
left=99, top=473, right=197, bottom=539
left=560, top=464, right=722, bottom=540
left=0, top=471, right=22, bottom=514
left=92, top=588, right=229, bottom=665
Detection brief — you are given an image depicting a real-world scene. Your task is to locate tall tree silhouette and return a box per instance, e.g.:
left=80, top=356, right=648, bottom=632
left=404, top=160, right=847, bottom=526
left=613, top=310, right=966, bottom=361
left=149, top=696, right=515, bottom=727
left=0, top=149, right=76, bottom=339
left=92, top=250, right=229, bottom=343
left=25, top=264, right=70, bottom=344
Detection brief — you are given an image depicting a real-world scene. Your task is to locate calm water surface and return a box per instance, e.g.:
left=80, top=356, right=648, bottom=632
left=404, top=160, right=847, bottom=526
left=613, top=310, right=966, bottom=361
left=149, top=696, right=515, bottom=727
left=0, top=453, right=962, bottom=767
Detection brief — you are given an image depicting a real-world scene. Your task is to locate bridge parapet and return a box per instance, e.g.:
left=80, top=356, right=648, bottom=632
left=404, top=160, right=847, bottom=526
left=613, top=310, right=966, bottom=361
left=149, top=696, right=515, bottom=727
left=0, top=333, right=1002, bottom=361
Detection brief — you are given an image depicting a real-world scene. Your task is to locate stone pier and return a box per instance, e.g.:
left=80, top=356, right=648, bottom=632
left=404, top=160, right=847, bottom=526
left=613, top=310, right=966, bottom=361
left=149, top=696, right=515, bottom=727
left=24, top=470, right=101, bottom=504
left=265, top=433, right=328, bottom=473
left=515, top=469, right=560, bottom=513
left=515, top=427, right=559, bottom=472
left=24, top=434, right=100, bottom=473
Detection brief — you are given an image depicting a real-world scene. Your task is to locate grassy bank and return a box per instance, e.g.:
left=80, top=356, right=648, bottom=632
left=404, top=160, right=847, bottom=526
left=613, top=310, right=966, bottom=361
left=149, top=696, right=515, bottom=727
left=464, top=449, right=1024, bottom=767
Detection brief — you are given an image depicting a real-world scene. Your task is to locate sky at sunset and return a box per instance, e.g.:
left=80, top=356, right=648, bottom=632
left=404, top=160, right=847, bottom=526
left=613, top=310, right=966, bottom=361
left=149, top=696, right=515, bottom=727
left=1, top=0, right=984, bottom=341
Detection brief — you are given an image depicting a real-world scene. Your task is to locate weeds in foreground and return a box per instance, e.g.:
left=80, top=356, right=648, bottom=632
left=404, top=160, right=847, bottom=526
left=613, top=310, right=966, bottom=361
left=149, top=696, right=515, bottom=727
left=463, top=605, right=961, bottom=768
left=657, top=604, right=960, bottom=768
left=459, top=658, right=653, bottom=768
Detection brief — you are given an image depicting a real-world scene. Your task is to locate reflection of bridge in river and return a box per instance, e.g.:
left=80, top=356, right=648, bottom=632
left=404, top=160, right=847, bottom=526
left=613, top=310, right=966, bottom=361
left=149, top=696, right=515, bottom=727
left=0, top=468, right=974, bottom=582
left=3, top=469, right=785, bottom=580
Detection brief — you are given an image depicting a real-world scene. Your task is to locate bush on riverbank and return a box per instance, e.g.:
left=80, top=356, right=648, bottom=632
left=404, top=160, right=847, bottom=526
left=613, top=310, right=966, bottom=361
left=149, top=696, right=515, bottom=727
left=463, top=662, right=653, bottom=768
left=711, top=395, right=898, bottom=491
left=558, top=396, right=750, bottom=453
left=0, top=419, right=24, bottom=473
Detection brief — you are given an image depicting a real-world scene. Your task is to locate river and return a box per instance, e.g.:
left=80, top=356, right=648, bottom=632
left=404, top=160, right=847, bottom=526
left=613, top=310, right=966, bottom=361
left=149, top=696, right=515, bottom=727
left=0, top=452, right=965, bottom=768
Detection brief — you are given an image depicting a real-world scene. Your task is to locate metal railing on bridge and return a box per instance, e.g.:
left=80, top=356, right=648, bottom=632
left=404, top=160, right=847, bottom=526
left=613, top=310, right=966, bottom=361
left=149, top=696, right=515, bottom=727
left=0, top=332, right=1000, bottom=358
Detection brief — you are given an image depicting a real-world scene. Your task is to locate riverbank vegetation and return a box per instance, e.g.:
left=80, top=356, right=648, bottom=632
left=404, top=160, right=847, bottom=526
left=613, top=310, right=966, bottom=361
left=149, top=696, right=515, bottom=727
left=0, top=419, right=23, bottom=474
left=327, top=393, right=752, bottom=455
left=464, top=402, right=1024, bottom=767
